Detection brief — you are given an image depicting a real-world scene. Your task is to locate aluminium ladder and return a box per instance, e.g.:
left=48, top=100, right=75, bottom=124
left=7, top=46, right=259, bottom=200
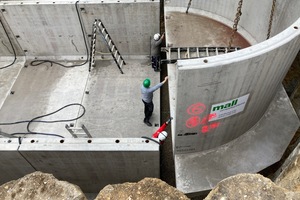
left=94, top=19, right=126, bottom=74
left=89, top=20, right=97, bottom=72
left=161, top=46, right=241, bottom=64
left=65, top=124, right=92, bottom=138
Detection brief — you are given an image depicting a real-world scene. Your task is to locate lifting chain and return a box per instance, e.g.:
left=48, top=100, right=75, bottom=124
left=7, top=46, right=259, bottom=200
left=228, top=0, right=243, bottom=49
left=186, top=0, right=192, bottom=14
left=267, top=0, right=276, bottom=39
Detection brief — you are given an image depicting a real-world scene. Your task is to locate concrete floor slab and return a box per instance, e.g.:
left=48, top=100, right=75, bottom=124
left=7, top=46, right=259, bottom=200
left=77, top=59, right=161, bottom=138
left=0, top=58, right=160, bottom=138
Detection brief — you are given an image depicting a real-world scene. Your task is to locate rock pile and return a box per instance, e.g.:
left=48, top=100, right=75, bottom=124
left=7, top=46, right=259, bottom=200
left=0, top=171, right=86, bottom=200
left=205, top=173, right=300, bottom=200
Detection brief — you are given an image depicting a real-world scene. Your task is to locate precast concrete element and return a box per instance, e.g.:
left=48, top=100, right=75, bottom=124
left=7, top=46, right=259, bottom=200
left=0, top=0, right=160, bottom=58
left=166, top=1, right=300, bottom=152
left=165, top=0, right=300, bottom=195
left=0, top=58, right=24, bottom=108
left=0, top=1, right=162, bottom=189
left=174, top=86, right=300, bottom=195
left=173, top=28, right=300, bottom=152
left=0, top=59, right=161, bottom=138
left=165, top=0, right=300, bottom=43
left=0, top=137, right=160, bottom=193
left=0, top=138, right=35, bottom=185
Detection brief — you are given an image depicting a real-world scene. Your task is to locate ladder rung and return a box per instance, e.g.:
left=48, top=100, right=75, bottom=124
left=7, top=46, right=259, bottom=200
left=93, top=19, right=126, bottom=74
left=74, top=133, right=86, bottom=135
left=119, top=61, right=124, bottom=69
left=68, top=127, right=82, bottom=130
left=186, top=47, right=190, bottom=58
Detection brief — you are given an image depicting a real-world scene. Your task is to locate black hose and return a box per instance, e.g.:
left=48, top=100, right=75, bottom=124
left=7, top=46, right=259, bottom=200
left=1, top=103, right=86, bottom=138
left=30, top=1, right=89, bottom=68
left=0, top=19, right=17, bottom=70
left=141, top=136, right=160, bottom=145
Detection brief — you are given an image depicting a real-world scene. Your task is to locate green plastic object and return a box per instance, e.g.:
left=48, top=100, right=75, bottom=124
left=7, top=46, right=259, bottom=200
left=143, top=78, right=151, bottom=88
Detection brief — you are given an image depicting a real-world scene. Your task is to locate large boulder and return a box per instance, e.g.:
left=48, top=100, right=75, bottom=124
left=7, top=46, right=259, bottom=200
left=275, top=153, right=300, bottom=192
left=204, top=173, right=300, bottom=200
left=0, top=171, right=87, bottom=200
left=95, top=177, right=189, bottom=200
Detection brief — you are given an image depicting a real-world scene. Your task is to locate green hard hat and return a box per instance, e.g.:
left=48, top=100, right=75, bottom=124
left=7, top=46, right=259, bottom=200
left=143, top=78, right=151, bottom=88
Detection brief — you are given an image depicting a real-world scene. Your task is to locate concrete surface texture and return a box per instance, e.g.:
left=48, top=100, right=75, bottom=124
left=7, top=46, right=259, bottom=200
left=0, top=59, right=160, bottom=138
left=164, top=0, right=300, bottom=195
left=0, top=137, right=160, bottom=192
left=0, top=0, right=160, bottom=57
left=0, top=0, right=162, bottom=193
left=0, top=0, right=300, bottom=197
left=175, top=86, right=299, bottom=194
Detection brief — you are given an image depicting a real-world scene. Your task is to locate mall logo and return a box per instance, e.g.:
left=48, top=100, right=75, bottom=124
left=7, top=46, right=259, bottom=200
left=212, top=99, right=238, bottom=111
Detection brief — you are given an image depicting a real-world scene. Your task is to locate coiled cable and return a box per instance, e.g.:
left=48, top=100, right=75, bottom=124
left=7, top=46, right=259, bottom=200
left=30, top=1, right=89, bottom=68
left=0, top=103, right=85, bottom=138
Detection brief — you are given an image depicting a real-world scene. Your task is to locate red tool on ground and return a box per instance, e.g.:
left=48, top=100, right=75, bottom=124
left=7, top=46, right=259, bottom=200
left=152, top=117, right=173, bottom=138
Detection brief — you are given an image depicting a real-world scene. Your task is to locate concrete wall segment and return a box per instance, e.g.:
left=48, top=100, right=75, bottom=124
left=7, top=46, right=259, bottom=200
left=0, top=58, right=24, bottom=109
left=165, top=0, right=300, bottom=42
left=175, top=86, right=300, bottom=194
left=0, top=137, right=159, bottom=192
left=177, top=19, right=300, bottom=69
left=173, top=27, right=300, bottom=153
left=0, top=2, right=88, bottom=57
left=0, top=0, right=160, bottom=57
left=0, top=138, right=36, bottom=186
left=0, top=12, right=24, bottom=57
left=18, top=138, right=160, bottom=192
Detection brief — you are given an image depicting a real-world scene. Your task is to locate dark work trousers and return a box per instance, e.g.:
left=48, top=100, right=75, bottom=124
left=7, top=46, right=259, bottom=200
left=142, top=100, right=154, bottom=122
left=151, top=56, right=160, bottom=71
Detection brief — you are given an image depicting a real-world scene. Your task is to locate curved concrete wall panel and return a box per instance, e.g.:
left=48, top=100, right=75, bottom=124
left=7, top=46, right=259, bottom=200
left=174, top=22, right=300, bottom=152
left=165, top=0, right=300, bottom=43
left=165, top=0, right=300, bottom=195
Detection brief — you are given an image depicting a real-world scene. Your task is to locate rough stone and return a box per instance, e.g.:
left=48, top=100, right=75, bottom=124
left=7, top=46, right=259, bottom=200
left=0, top=171, right=87, bottom=200
left=95, top=177, right=189, bottom=200
left=275, top=154, right=300, bottom=192
left=204, top=173, right=300, bottom=200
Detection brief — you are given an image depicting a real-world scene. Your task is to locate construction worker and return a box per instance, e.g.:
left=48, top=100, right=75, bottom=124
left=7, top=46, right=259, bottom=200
left=151, top=33, right=165, bottom=72
left=141, top=76, right=168, bottom=127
